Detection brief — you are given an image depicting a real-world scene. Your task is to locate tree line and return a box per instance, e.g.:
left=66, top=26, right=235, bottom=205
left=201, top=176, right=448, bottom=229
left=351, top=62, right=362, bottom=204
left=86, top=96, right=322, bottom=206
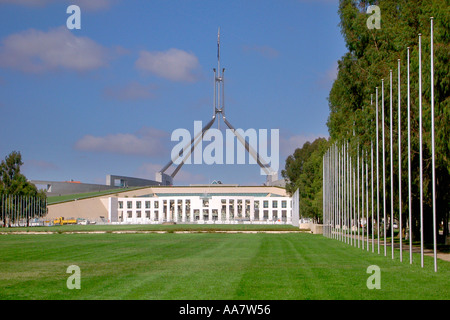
left=283, top=0, right=449, bottom=244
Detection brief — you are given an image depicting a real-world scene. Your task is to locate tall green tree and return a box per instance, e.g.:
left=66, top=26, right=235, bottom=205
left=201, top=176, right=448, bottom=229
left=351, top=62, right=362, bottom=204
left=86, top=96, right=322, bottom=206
left=328, top=0, right=449, bottom=243
left=282, top=138, right=329, bottom=223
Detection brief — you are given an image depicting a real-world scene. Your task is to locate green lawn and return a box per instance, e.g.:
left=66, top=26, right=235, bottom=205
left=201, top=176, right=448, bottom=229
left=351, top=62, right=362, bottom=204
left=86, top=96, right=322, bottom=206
left=0, top=231, right=448, bottom=300
left=1, top=223, right=302, bottom=233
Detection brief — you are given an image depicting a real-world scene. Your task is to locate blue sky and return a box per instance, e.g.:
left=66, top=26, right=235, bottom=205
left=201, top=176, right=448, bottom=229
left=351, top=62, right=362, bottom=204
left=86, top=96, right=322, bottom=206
left=0, top=0, right=346, bottom=186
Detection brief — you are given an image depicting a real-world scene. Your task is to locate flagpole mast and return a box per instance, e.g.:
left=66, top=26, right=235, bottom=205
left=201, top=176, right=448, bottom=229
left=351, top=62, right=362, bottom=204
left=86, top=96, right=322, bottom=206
left=382, top=79, right=387, bottom=257
left=430, top=17, right=437, bottom=272
left=398, top=59, right=402, bottom=263
left=376, top=86, right=380, bottom=255
left=407, top=47, right=412, bottom=264
left=419, top=33, right=424, bottom=268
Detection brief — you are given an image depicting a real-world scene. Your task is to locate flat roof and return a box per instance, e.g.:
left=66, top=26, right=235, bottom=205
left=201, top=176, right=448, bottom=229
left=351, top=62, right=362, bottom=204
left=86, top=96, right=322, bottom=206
left=135, top=192, right=287, bottom=198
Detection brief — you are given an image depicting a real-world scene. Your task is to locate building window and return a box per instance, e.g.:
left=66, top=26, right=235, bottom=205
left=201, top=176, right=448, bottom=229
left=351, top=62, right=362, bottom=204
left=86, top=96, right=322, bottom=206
left=154, top=201, right=159, bottom=209
left=145, top=211, right=150, bottom=218
left=137, top=211, right=141, bottom=218
left=119, top=201, right=123, bottom=209
left=136, top=201, right=141, bottom=209
left=145, top=201, right=151, bottom=209
left=263, top=201, right=268, bottom=208
left=272, top=200, right=278, bottom=208
left=127, top=201, right=132, bottom=209
left=127, top=211, right=132, bottom=218
left=282, top=200, right=287, bottom=208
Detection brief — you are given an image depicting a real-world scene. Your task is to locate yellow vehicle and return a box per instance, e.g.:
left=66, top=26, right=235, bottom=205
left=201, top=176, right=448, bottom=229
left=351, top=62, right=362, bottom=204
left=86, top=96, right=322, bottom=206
left=53, top=217, right=77, bottom=225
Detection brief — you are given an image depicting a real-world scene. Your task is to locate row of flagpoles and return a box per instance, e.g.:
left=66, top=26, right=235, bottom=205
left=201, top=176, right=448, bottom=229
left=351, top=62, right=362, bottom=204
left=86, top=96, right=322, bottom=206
left=322, top=18, right=437, bottom=272
left=1, top=194, right=48, bottom=227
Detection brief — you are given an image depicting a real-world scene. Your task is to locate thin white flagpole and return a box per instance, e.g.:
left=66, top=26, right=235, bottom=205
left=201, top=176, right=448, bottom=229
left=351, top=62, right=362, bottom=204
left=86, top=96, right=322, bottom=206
left=390, top=69, right=394, bottom=260
left=327, top=148, right=332, bottom=238
left=382, top=79, right=387, bottom=256
left=326, top=152, right=329, bottom=238
left=376, top=87, right=380, bottom=254
left=323, top=154, right=326, bottom=237
left=348, top=141, right=351, bottom=244
left=350, top=153, right=353, bottom=246
left=333, top=143, right=336, bottom=239
left=366, top=150, right=369, bottom=251
left=346, top=143, right=349, bottom=243
left=344, top=143, right=347, bottom=243
left=324, top=152, right=326, bottom=237
left=357, top=142, right=360, bottom=248
left=430, top=17, right=437, bottom=272
left=371, top=141, right=374, bottom=253
left=346, top=142, right=349, bottom=243
left=333, top=145, right=336, bottom=239
left=362, top=150, right=365, bottom=250
left=340, top=143, right=343, bottom=242
left=336, top=142, right=339, bottom=241
left=342, top=143, right=344, bottom=242
left=398, top=59, right=403, bottom=263
left=338, top=144, right=341, bottom=241
left=419, top=33, right=424, bottom=268
left=407, top=47, right=412, bottom=264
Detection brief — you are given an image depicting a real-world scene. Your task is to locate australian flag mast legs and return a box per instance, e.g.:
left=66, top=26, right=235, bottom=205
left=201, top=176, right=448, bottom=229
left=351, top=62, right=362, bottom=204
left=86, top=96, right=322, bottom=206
left=157, top=28, right=278, bottom=186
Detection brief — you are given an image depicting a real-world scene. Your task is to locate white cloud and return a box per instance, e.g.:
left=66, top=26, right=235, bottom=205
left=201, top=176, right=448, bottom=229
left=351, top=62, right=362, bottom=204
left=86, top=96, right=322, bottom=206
left=0, top=26, right=109, bottom=73
left=103, top=81, right=156, bottom=101
left=280, top=133, right=328, bottom=157
left=135, top=48, right=201, bottom=82
left=23, top=159, right=58, bottom=172
left=317, top=61, right=338, bottom=88
left=74, top=127, right=169, bottom=157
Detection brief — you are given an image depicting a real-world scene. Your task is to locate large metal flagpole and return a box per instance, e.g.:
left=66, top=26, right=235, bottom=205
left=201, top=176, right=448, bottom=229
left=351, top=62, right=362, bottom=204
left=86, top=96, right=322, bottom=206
left=159, top=28, right=277, bottom=183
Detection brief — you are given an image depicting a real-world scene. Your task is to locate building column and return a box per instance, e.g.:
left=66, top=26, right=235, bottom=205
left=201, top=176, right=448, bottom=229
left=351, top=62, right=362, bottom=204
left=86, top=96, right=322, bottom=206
left=174, top=200, right=178, bottom=223
left=269, top=206, right=273, bottom=223
left=159, top=201, right=164, bottom=223
left=287, top=200, right=292, bottom=224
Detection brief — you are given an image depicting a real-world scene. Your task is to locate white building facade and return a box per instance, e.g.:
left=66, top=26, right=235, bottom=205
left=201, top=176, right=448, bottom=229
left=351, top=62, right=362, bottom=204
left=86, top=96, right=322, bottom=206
left=108, top=193, right=293, bottom=225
